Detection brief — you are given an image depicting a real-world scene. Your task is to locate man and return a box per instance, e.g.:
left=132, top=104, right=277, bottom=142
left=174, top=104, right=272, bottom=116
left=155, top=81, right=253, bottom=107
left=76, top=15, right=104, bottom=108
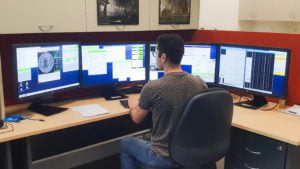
left=120, top=33, right=208, bottom=169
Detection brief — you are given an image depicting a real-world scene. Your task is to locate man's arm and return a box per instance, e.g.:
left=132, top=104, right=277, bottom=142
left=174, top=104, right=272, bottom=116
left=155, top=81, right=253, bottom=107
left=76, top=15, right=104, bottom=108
left=128, top=97, right=149, bottom=124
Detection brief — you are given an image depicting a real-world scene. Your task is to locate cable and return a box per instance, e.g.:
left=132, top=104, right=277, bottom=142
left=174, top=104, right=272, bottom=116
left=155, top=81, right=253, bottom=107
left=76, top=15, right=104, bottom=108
left=0, top=122, right=14, bottom=134
left=259, top=103, right=279, bottom=111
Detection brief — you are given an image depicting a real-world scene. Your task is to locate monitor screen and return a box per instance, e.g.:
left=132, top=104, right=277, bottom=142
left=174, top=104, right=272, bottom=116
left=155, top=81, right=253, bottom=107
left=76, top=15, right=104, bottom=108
left=148, top=43, right=217, bottom=84
left=81, top=43, right=147, bottom=86
left=149, top=43, right=164, bottom=80
left=14, top=43, right=80, bottom=100
left=217, top=44, right=290, bottom=99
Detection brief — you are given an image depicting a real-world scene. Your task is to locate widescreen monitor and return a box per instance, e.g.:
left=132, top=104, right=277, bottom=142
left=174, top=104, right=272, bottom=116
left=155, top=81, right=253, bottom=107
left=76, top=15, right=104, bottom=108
left=81, top=43, right=147, bottom=99
left=217, top=44, right=290, bottom=108
left=14, top=42, right=80, bottom=114
left=15, top=42, right=80, bottom=100
left=148, top=43, right=217, bottom=85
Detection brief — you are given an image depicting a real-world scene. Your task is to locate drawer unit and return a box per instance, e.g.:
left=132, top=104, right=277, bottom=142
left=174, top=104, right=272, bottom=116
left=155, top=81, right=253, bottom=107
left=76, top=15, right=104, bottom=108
left=225, top=127, right=287, bottom=169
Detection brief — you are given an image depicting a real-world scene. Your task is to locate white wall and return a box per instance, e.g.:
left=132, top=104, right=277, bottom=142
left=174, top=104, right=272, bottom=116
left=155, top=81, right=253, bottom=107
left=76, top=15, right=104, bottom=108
left=199, top=0, right=300, bottom=33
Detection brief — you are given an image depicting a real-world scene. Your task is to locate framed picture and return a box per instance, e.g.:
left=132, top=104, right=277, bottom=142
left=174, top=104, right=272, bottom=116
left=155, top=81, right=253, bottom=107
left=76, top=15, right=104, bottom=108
left=159, top=0, right=191, bottom=24
left=97, top=0, right=139, bottom=25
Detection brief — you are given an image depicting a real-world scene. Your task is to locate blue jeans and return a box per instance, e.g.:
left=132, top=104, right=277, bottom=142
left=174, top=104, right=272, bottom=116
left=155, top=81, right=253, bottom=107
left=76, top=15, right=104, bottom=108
left=120, top=136, right=176, bottom=169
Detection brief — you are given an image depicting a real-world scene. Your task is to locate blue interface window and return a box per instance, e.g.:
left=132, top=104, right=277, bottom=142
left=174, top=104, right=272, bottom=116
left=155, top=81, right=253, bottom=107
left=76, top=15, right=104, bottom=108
left=81, top=43, right=147, bottom=86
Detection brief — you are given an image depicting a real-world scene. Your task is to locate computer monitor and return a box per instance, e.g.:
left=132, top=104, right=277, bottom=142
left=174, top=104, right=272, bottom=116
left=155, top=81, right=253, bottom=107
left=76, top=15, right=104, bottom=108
left=148, top=43, right=217, bottom=85
left=148, top=43, right=164, bottom=80
left=81, top=43, right=147, bottom=99
left=14, top=42, right=80, bottom=115
left=217, top=44, right=290, bottom=109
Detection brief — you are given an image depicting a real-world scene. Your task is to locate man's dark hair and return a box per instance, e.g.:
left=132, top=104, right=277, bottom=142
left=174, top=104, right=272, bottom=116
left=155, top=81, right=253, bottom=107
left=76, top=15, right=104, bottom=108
left=156, top=33, right=184, bottom=65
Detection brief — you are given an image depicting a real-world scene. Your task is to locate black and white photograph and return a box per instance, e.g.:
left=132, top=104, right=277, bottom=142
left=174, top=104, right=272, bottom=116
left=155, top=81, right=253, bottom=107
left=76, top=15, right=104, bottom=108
left=97, top=0, right=139, bottom=25
left=159, top=0, right=191, bottom=24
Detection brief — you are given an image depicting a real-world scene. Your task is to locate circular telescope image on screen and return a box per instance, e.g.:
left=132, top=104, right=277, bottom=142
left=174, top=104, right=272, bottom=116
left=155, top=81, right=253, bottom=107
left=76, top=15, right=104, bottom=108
left=38, top=52, right=55, bottom=74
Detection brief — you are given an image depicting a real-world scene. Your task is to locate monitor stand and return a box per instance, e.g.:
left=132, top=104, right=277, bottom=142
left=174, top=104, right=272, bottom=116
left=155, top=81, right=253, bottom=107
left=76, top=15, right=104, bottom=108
left=27, top=98, right=68, bottom=116
left=103, top=87, right=128, bottom=100
left=234, top=94, right=268, bottom=109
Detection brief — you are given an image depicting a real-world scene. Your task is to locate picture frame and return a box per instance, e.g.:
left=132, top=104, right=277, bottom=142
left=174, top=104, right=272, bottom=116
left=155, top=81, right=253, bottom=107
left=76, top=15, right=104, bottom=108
left=97, top=0, right=139, bottom=25
left=159, top=0, right=191, bottom=24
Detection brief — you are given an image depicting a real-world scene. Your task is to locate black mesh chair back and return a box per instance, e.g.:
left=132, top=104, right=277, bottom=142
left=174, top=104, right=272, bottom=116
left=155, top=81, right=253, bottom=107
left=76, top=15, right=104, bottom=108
left=169, top=88, right=233, bottom=168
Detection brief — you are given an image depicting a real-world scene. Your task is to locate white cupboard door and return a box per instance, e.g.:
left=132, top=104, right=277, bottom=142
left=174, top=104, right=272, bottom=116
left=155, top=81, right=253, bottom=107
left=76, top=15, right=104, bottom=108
left=0, top=0, right=86, bottom=34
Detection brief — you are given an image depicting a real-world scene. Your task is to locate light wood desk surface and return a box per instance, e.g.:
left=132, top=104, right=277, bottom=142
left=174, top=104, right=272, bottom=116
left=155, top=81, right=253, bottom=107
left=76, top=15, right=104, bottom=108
left=232, top=104, right=300, bottom=146
left=0, top=94, right=300, bottom=147
left=0, top=94, right=140, bottom=143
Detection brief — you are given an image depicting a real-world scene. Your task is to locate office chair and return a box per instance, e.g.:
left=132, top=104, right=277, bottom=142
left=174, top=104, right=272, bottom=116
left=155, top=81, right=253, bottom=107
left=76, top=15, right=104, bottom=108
left=139, top=88, right=233, bottom=169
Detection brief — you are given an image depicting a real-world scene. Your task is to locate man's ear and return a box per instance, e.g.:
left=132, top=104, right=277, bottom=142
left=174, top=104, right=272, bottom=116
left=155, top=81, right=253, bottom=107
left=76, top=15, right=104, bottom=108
left=161, top=53, right=167, bottom=63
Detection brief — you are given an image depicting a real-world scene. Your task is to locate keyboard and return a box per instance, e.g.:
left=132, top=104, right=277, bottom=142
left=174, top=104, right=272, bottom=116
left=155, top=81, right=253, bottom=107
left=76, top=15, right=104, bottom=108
left=119, top=100, right=129, bottom=109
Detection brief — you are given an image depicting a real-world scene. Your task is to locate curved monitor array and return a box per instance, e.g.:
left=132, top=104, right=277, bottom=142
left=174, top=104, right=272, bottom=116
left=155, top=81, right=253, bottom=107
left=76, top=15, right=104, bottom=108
left=13, top=42, right=291, bottom=110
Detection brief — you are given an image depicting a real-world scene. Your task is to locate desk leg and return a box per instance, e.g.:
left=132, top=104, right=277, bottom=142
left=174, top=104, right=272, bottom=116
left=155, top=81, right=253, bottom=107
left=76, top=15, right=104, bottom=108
left=286, top=144, right=300, bottom=169
left=0, top=142, right=12, bottom=169
left=11, top=137, right=33, bottom=169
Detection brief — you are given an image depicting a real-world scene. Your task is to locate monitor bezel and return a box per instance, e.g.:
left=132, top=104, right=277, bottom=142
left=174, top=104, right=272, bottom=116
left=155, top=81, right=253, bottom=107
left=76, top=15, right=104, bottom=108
left=216, top=43, right=291, bottom=99
left=13, top=42, right=81, bottom=102
left=80, top=42, right=149, bottom=88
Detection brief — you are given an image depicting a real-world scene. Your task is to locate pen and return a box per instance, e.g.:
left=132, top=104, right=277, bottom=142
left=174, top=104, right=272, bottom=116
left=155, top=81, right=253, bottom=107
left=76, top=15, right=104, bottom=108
left=288, top=110, right=297, bottom=114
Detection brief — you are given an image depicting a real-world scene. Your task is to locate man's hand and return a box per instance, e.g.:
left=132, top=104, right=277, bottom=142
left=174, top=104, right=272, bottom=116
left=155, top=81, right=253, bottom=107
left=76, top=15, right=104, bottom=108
left=128, top=98, right=139, bottom=109
left=128, top=97, right=148, bottom=124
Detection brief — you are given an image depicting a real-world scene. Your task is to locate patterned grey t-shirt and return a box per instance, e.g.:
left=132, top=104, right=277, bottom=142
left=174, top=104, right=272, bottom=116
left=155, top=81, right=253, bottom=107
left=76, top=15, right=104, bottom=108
left=139, top=71, right=208, bottom=158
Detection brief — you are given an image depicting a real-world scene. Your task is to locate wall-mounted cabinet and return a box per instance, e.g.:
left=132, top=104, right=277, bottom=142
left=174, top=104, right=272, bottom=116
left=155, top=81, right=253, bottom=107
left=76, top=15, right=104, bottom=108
left=0, top=0, right=86, bottom=34
left=0, top=0, right=199, bottom=34
left=239, top=0, right=255, bottom=20
left=239, top=0, right=300, bottom=22
left=294, top=1, right=300, bottom=21
left=272, top=0, right=296, bottom=21
left=149, top=0, right=199, bottom=30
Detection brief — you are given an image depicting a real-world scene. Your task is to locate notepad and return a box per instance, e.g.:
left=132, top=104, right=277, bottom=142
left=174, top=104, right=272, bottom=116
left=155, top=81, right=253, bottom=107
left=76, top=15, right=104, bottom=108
left=281, top=104, right=300, bottom=116
left=71, top=104, right=109, bottom=117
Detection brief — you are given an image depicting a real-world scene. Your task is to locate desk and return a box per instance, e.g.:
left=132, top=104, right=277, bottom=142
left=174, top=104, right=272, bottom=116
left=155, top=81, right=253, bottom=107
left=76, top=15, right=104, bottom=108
left=0, top=95, right=139, bottom=143
left=0, top=95, right=300, bottom=169
left=0, top=94, right=151, bottom=169
left=232, top=105, right=300, bottom=146
left=226, top=101, right=300, bottom=169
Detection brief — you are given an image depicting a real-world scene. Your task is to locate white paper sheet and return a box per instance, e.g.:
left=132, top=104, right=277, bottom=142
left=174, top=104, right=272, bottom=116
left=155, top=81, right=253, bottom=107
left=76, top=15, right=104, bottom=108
left=282, top=104, right=300, bottom=116
left=71, top=104, right=109, bottom=117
